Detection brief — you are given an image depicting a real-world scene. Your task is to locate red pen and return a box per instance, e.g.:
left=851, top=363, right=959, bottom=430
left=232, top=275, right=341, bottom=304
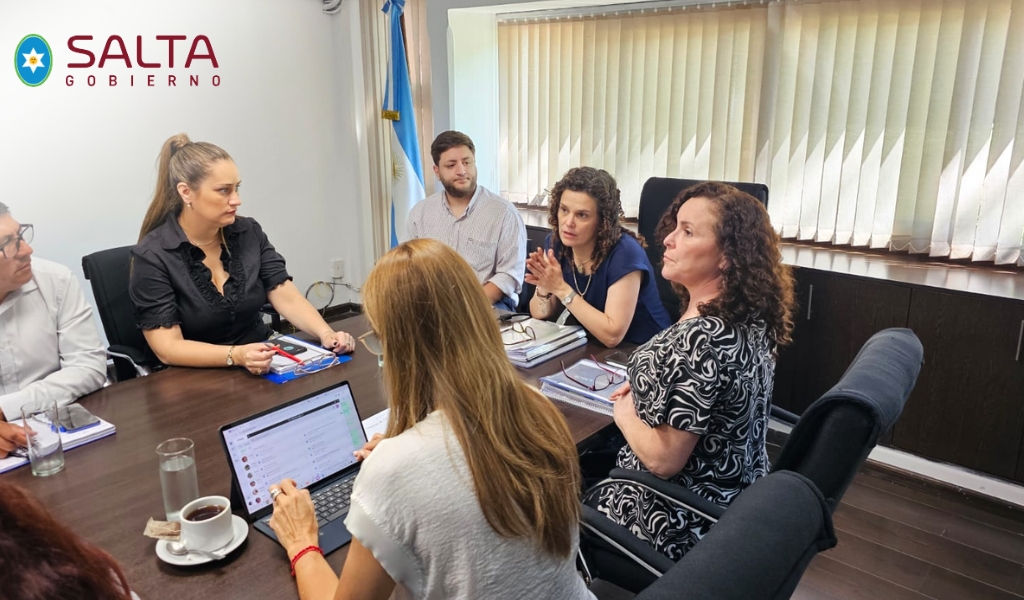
left=270, top=345, right=304, bottom=364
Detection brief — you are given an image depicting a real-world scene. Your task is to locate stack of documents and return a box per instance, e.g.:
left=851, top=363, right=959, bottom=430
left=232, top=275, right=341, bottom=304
left=539, top=358, right=627, bottom=416
left=501, top=318, right=587, bottom=369
left=0, top=416, right=116, bottom=474
left=268, top=335, right=333, bottom=375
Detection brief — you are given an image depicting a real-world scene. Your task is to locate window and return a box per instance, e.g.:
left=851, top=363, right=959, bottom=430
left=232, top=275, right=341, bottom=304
left=497, top=0, right=1024, bottom=265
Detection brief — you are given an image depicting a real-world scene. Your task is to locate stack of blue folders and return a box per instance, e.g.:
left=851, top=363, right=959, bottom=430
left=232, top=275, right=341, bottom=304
left=539, top=358, right=626, bottom=416
left=502, top=318, right=587, bottom=369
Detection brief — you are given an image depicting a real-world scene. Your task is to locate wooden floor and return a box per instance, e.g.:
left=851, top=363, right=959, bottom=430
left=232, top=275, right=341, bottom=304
left=793, top=462, right=1024, bottom=600
left=592, top=452, right=1024, bottom=599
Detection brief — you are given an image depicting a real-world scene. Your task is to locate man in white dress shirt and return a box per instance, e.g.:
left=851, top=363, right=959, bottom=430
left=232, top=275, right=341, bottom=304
left=407, top=131, right=527, bottom=311
left=0, top=203, right=106, bottom=458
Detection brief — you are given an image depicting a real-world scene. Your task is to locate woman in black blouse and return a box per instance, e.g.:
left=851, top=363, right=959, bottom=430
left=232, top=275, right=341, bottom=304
left=588, top=182, right=796, bottom=559
left=130, top=134, right=354, bottom=375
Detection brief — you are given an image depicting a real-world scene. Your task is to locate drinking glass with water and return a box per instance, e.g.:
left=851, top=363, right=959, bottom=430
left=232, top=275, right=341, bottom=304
left=157, top=438, right=199, bottom=522
left=21, top=400, right=65, bottom=477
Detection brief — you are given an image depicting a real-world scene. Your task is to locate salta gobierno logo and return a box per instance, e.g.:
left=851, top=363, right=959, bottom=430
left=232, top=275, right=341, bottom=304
left=15, top=34, right=52, bottom=86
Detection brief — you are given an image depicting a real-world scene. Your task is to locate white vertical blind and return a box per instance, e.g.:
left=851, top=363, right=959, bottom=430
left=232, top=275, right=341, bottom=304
left=950, top=0, right=1011, bottom=259
left=983, top=1, right=1024, bottom=262
left=498, top=5, right=767, bottom=216
left=995, top=0, right=1024, bottom=264
left=497, top=0, right=1024, bottom=265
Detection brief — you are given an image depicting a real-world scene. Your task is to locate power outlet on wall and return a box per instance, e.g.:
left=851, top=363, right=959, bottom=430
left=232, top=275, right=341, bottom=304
left=331, top=258, right=345, bottom=280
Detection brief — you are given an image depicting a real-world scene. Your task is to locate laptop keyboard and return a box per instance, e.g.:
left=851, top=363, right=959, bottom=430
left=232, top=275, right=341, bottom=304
left=311, top=473, right=356, bottom=527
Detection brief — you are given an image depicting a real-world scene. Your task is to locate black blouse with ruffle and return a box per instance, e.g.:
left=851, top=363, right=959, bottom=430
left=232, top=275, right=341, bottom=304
left=129, top=213, right=292, bottom=346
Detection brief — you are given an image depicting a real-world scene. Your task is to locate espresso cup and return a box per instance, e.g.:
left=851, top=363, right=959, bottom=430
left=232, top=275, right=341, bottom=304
left=179, top=495, right=233, bottom=552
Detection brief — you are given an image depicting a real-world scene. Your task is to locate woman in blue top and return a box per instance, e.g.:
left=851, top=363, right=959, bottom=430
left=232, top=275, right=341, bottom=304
left=526, top=167, right=670, bottom=346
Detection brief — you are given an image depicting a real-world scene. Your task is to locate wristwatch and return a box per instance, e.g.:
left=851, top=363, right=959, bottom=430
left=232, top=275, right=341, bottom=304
left=561, top=290, right=578, bottom=306
left=226, top=345, right=236, bottom=367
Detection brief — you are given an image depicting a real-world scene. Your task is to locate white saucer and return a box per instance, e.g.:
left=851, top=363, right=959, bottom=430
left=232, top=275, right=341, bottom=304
left=156, top=514, right=249, bottom=566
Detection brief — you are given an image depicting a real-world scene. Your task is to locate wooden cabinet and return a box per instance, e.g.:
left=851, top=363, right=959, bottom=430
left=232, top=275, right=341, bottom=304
left=892, top=290, right=1024, bottom=481
left=772, top=266, right=1024, bottom=483
left=771, top=281, right=803, bottom=413
left=772, top=269, right=912, bottom=416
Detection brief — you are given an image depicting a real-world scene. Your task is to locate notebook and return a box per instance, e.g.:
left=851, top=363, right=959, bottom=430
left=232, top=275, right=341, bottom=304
left=266, top=334, right=334, bottom=375
left=508, top=336, right=588, bottom=369
left=219, top=380, right=367, bottom=555
left=0, top=416, right=117, bottom=474
left=502, top=317, right=587, bottom=367
left=539, top=358, right=628, bottom=416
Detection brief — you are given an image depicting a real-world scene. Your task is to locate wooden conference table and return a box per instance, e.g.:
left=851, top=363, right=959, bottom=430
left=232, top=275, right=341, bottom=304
left=5, top=315, right=619, bottom=599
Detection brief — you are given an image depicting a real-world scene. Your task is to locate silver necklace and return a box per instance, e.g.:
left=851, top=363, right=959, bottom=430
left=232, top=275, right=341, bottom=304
left=571, top=263, right=593, bottom=296
left=557, top=253, right=594, bottom=325
left=571, top=252, right=593, bottom=295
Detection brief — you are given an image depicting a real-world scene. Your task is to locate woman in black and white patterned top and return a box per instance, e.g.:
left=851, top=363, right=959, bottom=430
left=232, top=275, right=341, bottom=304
left=591, top=182, right=796, bottom=559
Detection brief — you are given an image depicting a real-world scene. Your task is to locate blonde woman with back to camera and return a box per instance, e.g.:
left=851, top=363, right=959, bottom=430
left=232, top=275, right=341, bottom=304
left=130, top=134, right=355, bottom=375
left=267, top=238, right=595, bottom=600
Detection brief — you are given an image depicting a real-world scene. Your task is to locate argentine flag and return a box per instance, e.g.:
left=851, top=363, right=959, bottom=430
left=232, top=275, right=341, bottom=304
left=383, top=0, right=426, bottom=247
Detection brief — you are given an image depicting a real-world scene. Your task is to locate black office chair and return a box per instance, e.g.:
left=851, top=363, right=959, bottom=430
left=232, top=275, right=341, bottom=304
left=262, top=303, right=283, bottom=331
left=82, top=246, right=163, bottom=381
left=624, top=470, right=837, bottom=600
left=516, top=224, right=553, bottom=314
left=636, top=177, right=768, bottom=322
left=579, top=327, right=924, bottom=594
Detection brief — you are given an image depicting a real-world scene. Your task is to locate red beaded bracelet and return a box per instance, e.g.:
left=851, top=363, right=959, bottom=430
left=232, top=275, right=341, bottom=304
left=290, top=545, right=324, bottom=577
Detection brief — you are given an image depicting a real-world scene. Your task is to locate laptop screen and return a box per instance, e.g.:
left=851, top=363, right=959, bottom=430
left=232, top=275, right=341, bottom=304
left=221, top=382, right=366, bottom=516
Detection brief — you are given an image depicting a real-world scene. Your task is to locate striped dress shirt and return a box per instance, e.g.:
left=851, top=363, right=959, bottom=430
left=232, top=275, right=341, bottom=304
left=406, top=185, right=526, bottom=305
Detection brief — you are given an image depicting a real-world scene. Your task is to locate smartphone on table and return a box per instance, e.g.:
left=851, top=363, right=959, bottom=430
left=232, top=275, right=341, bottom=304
left=57, top=403, right=101, bottom=434
left=604, top=350, right=631, bottom=370
left=267, top=341, right=308, bottom=356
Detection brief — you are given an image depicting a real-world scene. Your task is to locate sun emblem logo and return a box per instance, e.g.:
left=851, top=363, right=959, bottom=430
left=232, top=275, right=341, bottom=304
left=391, top=152, right=405, bottom=181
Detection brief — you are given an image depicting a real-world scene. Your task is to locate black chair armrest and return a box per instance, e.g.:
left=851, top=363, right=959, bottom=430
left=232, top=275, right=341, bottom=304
left=770, top=404, right=800, bottom=426
left=107, top=345, right=152, bottom=379
left=605, top=467, right=726, bottom=522
left=108, top=344, right=147, bottom=365
left=580, top=504, right=675, bottom=592
left=635, top=471, right=836, bottom=600
left=577, top=467, right=727, bottom=591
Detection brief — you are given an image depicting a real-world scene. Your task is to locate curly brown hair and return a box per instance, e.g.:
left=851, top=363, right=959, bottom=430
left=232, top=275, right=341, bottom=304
left=547, top=167, right=644, bottom=269
left=654, top=181, right=796, bottom=348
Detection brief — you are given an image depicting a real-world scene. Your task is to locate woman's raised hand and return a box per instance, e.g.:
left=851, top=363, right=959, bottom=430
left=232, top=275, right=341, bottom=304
left=525, top=248, right=566, bottom=292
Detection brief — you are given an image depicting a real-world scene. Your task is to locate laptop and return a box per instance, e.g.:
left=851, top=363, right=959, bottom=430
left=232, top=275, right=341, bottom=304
left=219, top=380, right=367, bottom=555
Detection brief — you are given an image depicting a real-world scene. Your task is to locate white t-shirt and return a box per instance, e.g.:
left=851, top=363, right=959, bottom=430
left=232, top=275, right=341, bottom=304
left=344, top=411, right=595, bottom=600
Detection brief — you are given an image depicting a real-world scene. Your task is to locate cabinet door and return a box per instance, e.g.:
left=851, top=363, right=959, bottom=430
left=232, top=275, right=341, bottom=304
left=893, top=290, right=1024, bottom=481
left=787, top=271, right=912, bottom=415
left=771, top=268, right=812, bottom=413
